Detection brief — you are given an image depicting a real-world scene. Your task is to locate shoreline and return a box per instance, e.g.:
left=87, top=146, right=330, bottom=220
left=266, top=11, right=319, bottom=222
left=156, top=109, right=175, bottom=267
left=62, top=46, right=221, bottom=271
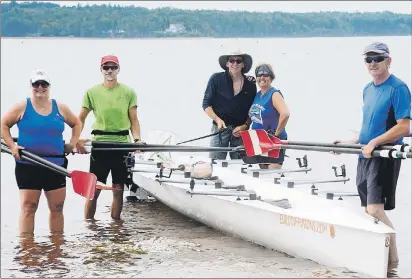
left=2, top=34, right=410, bottom=41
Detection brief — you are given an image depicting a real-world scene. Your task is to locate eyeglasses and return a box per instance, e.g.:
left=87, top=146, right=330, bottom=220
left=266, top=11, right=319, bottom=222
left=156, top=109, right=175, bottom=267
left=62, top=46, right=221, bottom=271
left=364, top=56, right=386, bottom=64
left=228, top=59, right=243, bottom=64
left=102, top=65, right=119, bottom=71
left=32, top=81, right=50, bottom=88
left=257, top=73, right=271, bottom=78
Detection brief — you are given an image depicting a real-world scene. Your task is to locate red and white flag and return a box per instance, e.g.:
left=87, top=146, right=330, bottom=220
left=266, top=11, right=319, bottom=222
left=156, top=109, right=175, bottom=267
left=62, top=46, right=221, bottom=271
left=240, top=130, right=281, bottom=158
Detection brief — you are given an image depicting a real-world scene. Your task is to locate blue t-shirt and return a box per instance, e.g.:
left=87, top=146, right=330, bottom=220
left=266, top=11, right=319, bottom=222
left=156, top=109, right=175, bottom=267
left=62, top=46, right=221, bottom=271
left=248, top=87, right=287, bottom=140
left=359, top=74, right=411, bottom=145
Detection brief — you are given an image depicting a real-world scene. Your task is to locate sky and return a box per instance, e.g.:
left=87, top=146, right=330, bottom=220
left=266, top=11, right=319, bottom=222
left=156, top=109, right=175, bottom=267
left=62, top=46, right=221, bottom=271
left=14, top=1, right=412, bottom=14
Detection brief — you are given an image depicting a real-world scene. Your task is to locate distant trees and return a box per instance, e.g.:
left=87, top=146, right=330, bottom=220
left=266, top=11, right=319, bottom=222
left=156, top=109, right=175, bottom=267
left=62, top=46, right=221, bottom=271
left=1, top=1, right=411, bottom=38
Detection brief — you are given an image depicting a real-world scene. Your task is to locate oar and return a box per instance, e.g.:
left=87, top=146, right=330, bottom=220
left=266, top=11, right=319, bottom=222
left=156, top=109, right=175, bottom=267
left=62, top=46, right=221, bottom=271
left=0, top=143, right=98, bottom=200
left=85, top=140, right=256, bottom=163
left=264, top=144, right=411, bottom=159
left=176, top=127, right=232, bottom=145
left=1, top=144, right=67, bottom=176
left=240, top=130, right=411, bottom=152
left=280, top=140, right=411, bottom=152
left=240, top=130, right=412, bottom=159
left=91, top=147, right=242, bottom=152
left=4, top=140, right=239, bottom=153
left=89, top=142, right=242, bottom=153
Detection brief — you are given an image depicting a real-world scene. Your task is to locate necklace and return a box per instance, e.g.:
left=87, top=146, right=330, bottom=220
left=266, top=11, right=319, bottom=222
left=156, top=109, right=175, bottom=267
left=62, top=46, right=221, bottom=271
left=33, top=101, right=47, bottom=111
left=36, top=104, right=46, bottom=110
left=234, top=79, right=243, bottom=95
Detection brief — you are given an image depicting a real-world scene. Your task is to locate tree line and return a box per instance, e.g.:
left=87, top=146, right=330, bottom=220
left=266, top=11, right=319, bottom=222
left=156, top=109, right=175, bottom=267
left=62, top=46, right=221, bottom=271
left=1, top=0, right=411, bottom=38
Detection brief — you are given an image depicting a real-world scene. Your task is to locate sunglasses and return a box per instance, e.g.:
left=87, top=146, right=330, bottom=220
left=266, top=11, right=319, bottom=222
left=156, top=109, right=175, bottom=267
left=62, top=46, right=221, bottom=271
left=32, top=81, right=50, bottom=88
left=102, top=65, right=119, bottom=71
left=364, top=56, right=386, bottom=64
left=228, top=59, right=243, bottom=64
left=257, top=73, right=271, bottom=78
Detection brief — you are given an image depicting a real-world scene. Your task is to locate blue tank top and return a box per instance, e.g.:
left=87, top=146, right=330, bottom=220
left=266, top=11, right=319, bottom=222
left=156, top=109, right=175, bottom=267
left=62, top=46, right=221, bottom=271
left=17, top=98, right=65, bottom=166
left=248, top=87, right=288, bottom=140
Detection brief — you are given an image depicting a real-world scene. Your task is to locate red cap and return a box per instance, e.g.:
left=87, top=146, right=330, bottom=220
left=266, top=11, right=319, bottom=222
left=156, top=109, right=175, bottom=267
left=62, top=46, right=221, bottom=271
left=101, top=55, right=119, bottom=65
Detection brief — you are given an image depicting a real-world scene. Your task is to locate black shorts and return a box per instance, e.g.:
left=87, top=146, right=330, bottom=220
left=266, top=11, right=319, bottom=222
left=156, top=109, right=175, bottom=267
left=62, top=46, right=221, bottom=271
left=90, top=149, right=131, bottom=185
left=242, top=149, right=286, bottom=165
left=15, top=158, right=67, bottom=191
left=356, top=157, right=402, bottom=210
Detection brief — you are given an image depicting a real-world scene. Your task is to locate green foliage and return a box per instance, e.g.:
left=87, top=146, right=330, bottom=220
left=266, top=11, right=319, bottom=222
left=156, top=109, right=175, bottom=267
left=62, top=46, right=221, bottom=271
left=1, top=1, right=411, bottom=38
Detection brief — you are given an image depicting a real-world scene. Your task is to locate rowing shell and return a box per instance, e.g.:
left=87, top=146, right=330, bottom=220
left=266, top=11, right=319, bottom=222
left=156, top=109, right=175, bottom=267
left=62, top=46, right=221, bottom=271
left=130, top=155, right=392, bottom=278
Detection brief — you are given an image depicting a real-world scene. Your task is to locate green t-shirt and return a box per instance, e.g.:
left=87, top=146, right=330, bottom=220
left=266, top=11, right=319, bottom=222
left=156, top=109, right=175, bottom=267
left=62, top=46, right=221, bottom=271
left=82, top=83, right=138, bottom=143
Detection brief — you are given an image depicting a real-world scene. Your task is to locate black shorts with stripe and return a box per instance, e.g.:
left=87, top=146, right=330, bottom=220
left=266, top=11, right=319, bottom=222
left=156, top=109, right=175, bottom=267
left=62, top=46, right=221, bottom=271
left=356, top=157, right=402, bottom=210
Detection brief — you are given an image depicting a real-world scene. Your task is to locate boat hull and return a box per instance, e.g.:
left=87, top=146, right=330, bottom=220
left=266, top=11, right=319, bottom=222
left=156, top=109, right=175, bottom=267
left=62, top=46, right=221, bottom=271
left=132, top=158, right=392, bottom=278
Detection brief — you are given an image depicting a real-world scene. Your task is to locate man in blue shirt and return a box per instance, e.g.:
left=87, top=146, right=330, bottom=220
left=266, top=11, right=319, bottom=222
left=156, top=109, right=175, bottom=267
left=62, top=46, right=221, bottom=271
left=335, top=42, right=411, bottom=266
left=202, top=51, right=257, bottom=159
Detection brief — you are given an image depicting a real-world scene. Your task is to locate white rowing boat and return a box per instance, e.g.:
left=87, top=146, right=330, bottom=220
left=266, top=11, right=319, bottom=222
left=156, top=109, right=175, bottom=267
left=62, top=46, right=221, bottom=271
left=127, top=154, right=394, bottom=278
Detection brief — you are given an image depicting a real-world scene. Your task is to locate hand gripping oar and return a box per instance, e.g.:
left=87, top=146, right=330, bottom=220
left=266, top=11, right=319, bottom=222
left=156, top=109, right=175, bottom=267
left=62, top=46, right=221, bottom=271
left=1, top=143, right=97, bottom=200
left=240, top=130, right=412, bottom=159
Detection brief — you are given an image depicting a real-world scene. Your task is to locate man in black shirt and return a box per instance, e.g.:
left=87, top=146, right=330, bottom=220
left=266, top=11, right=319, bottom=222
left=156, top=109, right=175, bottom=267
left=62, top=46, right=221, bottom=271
left=202, top=51, right=257, bottom=159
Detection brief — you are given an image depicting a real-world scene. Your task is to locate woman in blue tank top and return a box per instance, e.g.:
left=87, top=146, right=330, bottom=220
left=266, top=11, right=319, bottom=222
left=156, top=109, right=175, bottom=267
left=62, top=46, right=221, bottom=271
left=245, top=64, right=291, bottom=169
left=1, top=70, right=82, bottom=236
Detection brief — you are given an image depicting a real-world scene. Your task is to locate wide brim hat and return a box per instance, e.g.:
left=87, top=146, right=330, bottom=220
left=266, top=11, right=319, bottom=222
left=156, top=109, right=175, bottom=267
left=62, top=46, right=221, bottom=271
left=218, top=51, right=253, bottom=73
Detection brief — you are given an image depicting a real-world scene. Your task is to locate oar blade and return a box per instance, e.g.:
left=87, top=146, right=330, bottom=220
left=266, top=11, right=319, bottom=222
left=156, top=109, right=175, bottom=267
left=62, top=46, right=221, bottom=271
left=267, top=134, right=282, bottom=158
left=71, top=170, right=97, bottom=200
left=240, top=130, right=278, bottom=157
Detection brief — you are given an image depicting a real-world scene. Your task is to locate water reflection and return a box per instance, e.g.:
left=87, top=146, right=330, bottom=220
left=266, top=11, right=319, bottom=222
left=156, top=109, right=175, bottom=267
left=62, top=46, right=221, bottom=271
left=82, top=219, right=147, bottom=269
left=14, top=233, right=70, bottom=276
left=5, top=202, right=403, bottom=278
left=387, top=261, right=400, bottom=278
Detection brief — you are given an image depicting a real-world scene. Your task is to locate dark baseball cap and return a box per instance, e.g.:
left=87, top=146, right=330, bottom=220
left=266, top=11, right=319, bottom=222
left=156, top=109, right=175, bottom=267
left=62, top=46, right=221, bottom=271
left=363, top=42, right=390, bottom=56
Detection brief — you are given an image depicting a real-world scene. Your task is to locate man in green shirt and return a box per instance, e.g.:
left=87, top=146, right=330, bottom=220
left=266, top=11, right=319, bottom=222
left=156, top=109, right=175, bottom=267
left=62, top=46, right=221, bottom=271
left=76, top=55, right=142, bottom=220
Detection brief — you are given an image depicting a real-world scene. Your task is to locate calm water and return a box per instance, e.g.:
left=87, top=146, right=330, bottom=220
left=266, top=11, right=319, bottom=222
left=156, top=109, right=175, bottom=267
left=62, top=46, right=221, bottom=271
left=1, top=36, right=411, bottom=278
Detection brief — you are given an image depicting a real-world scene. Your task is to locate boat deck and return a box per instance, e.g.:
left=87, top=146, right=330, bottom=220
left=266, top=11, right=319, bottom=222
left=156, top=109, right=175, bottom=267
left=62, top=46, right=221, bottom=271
left=131, top=156, right=394, bottom=235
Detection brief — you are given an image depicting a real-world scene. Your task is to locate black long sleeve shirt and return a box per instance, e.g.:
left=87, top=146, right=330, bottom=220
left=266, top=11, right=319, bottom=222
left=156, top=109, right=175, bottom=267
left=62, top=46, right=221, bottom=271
left=202, top=71, right=257, bottom=127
